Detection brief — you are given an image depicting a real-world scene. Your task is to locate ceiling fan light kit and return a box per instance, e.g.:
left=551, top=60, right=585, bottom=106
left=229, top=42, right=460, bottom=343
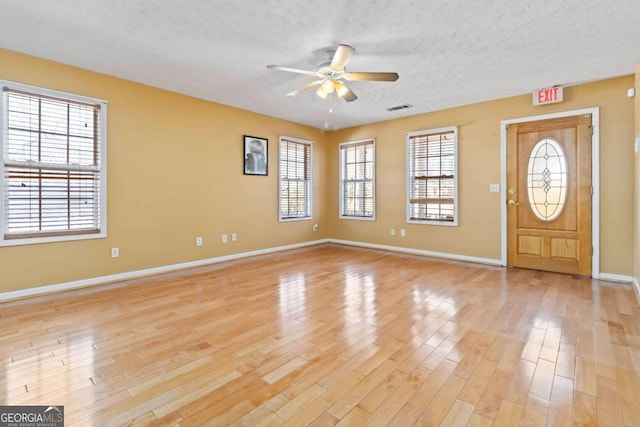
left=316, top=87, right=329, bottom=99
left=267, top=44, right=399, bottom=103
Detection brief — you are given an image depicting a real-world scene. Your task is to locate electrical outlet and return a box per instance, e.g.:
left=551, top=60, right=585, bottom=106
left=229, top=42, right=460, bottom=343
left=489, top=183, right=500, bottom=192
left=390, top=228, right=396, bottom=236
left=111, top=247, right=119, bottom=258
left=195, top=237, right=203, bottom=247
left=231, top=233, right=237, bottom=242
left=400, top=229, right=406, bottom=237
left=222, top=234, right=228, bottom=243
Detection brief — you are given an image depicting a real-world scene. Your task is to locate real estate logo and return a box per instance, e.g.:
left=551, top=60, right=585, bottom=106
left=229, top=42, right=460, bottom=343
left=0, top=406, right=64, bottom=427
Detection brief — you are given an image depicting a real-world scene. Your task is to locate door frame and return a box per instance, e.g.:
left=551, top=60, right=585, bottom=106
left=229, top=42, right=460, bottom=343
left=500, top=107, right=600, bottom=277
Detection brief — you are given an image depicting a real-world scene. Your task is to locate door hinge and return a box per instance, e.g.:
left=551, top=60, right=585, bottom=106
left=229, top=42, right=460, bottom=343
left=590, top=186, right=593, bottom=196
left=589, top=126, right=593, bottom=135
left=591, top=246, right=593, bottom=256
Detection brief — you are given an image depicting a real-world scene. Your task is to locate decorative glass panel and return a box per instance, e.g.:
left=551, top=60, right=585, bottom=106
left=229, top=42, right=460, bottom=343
left=527, top=138, right=567, bottom=221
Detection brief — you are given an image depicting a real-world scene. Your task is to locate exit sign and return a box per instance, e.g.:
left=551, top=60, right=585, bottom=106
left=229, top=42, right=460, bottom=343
left=533, top=86, right=563, bottom=105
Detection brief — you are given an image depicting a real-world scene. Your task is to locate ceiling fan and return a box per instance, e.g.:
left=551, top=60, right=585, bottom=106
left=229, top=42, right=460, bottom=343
left=267, top=44, right=399, bottom=102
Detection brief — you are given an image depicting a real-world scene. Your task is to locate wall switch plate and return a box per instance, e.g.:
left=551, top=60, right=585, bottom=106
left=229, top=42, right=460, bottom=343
left=312, top=223, right=318, bottom=232
left=490, top=183, right=500, bottom=192
left=400, top=229, right=406, bottom=237
left=231, top=233, right=237, bottom=242
left=195, top=237, right=203, bottom=247
left=628, top=88, right=636, bottom=98
left=636, top=137, right=640, bottom=153
left=390, top=228, right=396, bottom=236
left=111, top=247, right=119, bottom=258
left=222, top=234, right=228, bottom=243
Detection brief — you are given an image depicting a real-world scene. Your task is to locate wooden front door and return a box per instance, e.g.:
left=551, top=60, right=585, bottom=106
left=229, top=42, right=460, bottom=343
left=507, top=115, right=592, bottom=276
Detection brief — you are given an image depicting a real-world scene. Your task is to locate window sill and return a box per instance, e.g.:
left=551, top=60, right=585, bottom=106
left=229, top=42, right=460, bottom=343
left=279, top=216, right=312, bottom=223
left=406, top=219, right=458, bottom=227
left=0, top=231, right=107, bottom=247
left=339, top=215, right=376, bottom=222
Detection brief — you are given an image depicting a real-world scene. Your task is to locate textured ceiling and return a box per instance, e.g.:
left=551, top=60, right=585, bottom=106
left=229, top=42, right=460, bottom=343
left=1, top=0, right=639, bottom=130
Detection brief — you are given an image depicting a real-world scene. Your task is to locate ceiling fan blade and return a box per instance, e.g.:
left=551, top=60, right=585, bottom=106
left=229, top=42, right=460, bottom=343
left=336, top=82, right=358, bottom=102
left=267, top=64, right=319, bottom=77
left=346, top=72, right=399, bottom=82
left=286, top=80, right=322, bottom=97
left=341, top=87, right=358, bottom=102
left=330, top=44, right=355, bottom=71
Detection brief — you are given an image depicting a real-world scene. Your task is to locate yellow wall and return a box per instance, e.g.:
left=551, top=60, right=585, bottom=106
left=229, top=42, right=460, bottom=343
left=0, top=48, right=636, bottom=295
left=635, top=64, right=640, bottom=286
left=326, top=76, right=636, bottom=275
left=0, top=49, right=328, bottom=293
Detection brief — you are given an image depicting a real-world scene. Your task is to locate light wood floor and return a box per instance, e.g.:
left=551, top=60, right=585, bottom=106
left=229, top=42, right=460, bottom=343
left=1, top=244, right=640, bottom=426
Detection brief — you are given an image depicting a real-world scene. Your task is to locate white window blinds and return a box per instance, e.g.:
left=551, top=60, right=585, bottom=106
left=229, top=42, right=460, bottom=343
left=407, top=127, right=457, bottom=224
left=339, top=139, right=375, bottom=219
left=279, top=136, right=312, bottom=220
left=2, top=86, right=106, bottom=241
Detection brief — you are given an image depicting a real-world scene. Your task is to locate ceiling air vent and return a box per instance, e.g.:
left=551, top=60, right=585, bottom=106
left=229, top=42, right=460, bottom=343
left=386, top=104, right=413, bottom=112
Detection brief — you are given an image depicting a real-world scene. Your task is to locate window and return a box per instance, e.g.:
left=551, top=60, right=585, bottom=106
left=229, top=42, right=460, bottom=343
left=527, top=138, right=568, bottom=222
left=1, top=82, right=107, bottom=246
left=279, top=136, right=312, bottom=221
left=406, top=126, right=457, bottom=225
left=339, top=139, right=375, bottom=220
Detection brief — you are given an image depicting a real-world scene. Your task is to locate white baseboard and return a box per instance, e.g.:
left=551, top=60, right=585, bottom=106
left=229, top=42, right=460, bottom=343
left=328, top=239, right=503, bottom=266
left=0, top=239, right=330, bottom=302
left=3, top=236, right=636, bottom=303
left=597, top=273, right=635, bottom=284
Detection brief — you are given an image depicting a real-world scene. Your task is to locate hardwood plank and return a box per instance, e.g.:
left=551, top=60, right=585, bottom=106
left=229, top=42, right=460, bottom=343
left=593, top=320, right=617, bottom=379
left=575, top=355, right=597, bottom=396
left=334, top=406, right=369, bottom=427
left=263, top=357, right=309, bottom=385
left=519, top=394, right=549, bottom=427
left=473, top=368, right=512, bottom=420
left=280, top=398, right=331, bottom=427
left=230, top=393, right=290, bottom=427
left=595, top=375, right=624, bottom=427
left=465, top=413, right=494, bottom=427
left=326, top=359, right=397, bottom=419
left=493, top=399, right=524, bottom=427
left=555, top=342, right=575, bottom=379
left=387, top=402, right=423, bottom=427
left=504, top=358, right=537, bottom=406
left=414, top=375, right=465, bottom=426
left=546, top=375, right=573, bottom=427
left=407, top=358, right=457, bottom=410
left=451, top=333, right=490, bottom=379
left=573, top=390, right=598, bottom=426
left=357, top=368, right=408, bottom=414
left=439, top=398, right=475, bottom=426
left=361, top=367, right=430, bottom=426
left=529, top=358, right=556, bottom=401
left=457, top=358, right=497, bottom=405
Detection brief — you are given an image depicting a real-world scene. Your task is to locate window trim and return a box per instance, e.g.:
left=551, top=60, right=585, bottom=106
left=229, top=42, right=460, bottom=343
left=406, top=126, right=458, bottom=226
left=339, top=138, right=376, bottom=221
left=0, top=80, right=108, bottom=247
left=278, top=135, right=313, bottom=222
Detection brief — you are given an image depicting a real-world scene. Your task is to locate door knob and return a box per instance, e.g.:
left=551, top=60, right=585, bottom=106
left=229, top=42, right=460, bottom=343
left=508, top=200, right=520, bottom=206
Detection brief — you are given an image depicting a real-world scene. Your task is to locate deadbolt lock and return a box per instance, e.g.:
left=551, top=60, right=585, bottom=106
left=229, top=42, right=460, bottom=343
left=508, top=188, right=516, bottom=195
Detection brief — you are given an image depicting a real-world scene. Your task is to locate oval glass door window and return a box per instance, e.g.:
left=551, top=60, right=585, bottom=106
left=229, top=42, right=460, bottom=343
left=527, top=138, right=567, bottom=221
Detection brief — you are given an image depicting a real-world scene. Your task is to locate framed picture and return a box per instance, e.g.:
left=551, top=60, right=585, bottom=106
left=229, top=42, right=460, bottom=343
left=243, top=135, right=268, bottom=176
